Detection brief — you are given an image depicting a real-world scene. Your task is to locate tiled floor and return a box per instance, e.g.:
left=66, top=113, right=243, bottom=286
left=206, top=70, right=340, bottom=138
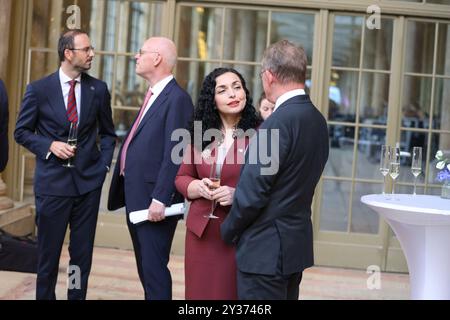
left=0, top=246, right=409, bottom=300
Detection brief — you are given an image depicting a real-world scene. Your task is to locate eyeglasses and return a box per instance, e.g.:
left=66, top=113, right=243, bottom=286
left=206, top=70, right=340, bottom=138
left=69, top=46, right=95, bottom=53
left=137, top=49, right=159, bottom=56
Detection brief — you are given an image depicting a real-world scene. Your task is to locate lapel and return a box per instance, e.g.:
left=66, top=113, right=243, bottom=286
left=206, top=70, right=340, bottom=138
left=79, top=73, right=95, bottom=130
left=46, top=72, right=69, bottom=129
left=132, top=79, right=176, bottom=139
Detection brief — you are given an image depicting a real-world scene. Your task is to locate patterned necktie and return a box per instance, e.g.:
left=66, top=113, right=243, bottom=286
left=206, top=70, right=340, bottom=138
left=120, top=88, right=153, bottom=176
left=67, top=80, right=78, bottom=123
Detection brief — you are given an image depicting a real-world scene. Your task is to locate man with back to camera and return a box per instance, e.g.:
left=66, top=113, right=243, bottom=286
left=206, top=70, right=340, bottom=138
left=221, top=40, right=329, bottom=300
left=15, top=29, right=116, bottom=300
left=108, top=37, right=193, bottom=300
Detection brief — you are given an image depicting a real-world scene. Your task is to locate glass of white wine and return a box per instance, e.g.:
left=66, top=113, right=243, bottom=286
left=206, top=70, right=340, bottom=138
left=389, top=144, right=401, bottom=194
left=63, top=122, right=78, bottom=168
left=411, top=146, right=422, bottom=195
left=204, top=162, right=221, bottom=219
left=379, top=145, right=391, bottom=194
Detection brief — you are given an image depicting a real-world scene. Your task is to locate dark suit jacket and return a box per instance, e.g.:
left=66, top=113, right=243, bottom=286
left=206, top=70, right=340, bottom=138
left=108, top=78, right=193, bottom=213
left=221, top=94, right=329, bottom=276
left=14, top=71, right=116, bottom=196
left=0, top=79, right=8, bottom=172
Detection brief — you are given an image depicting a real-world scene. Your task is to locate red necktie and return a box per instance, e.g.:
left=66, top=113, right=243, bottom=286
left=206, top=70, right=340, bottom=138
left=120, top=88, right=153, bottom=176
left=67, top=80, right=78, bottom=123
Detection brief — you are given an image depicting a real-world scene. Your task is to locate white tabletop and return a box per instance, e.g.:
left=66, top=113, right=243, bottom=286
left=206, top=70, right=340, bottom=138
left=361, top=194, right=450, bottom=225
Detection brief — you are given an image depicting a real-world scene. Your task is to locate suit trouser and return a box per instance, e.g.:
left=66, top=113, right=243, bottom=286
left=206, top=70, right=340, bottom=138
left=127, top=215, right=178, bottom=300
left=237, top=252, right=303, bottom=300
left=35, top=188, right=101, bottom=300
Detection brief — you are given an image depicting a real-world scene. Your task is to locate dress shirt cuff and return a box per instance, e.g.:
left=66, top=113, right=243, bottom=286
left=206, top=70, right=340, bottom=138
left=46, top=151, right=51, bottom=160
left=152, top=198, right=164, bottom=206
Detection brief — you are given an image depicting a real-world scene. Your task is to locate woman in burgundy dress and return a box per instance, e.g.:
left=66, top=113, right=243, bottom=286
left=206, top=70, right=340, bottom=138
left=175, top=68, right=259, bottom=299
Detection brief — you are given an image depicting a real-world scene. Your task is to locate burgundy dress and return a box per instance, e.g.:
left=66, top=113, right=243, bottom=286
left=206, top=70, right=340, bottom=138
left=175, top=137, right=248, bottom=300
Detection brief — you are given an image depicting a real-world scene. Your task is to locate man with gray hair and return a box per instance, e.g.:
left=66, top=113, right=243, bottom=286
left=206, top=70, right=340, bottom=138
left=221, top=40, right=329, bottom=299
left=108, top=37, right=193, bottom=300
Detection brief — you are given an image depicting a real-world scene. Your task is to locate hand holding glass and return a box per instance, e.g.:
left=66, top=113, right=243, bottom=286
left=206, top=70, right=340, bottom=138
left=379, top=145, right=391, bottom=194
left=204, top=163, right=221, bottom=219
left=411, top=146, right=422, bottom=195
left=63, top=122, right=78, bottom=168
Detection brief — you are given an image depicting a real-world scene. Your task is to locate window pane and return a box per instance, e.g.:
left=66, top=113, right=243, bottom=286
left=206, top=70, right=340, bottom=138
left=363, top=18, right=393, bottom=70
left=114, top=55, right=147, bottom=107
left=31, top=0, right=64, bottom=49
left=405, top=21, right=435, bottom=74
left=359, top=72, right=389, bottom=123
left=113, top=109, right=139, bottom=146
left=332, top=15, right=363, bottom=68
left=328, top=70, right=358, bottom=122
left=319, top=180, right=350, bottom=232
left=433, top=78, right=450, bottom=131
left=89, top=54, right=115, bottom=90
left=402, top=76, right=432, bottom=126
left=117, top=1, right=165, bottom=53
left=356, top=127, right=387, bottom=180
left=426, top=0, right=450, bottom=4
left=271, top=11, right=314, bottom=64
left=326, top=125, right=355, bottom=178
left=436, top=23, right=450, bottom=76
left=224, top=9, right=268, bottom=63
left=177, top=6, right=223, bottom=59
left=79, top=0, right=120, bottom=51
left=175, top=61, right=220, bottom=105
left=351, top=183, right=380, bottom=234
left=398, top=130, right=428, bottom=183
left=29, top=51, right=59, bottom=82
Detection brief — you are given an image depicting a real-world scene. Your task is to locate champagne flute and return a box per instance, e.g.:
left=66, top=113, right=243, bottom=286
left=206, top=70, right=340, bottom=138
left=379, top=145, right=391, bottom=194
left=63, top=122, right=78, bottom=168
left=411, top=146, right=422, bottom=195
left=389, top=144, right=401, bottom=194
left=204, top=162, right=221, bottom=219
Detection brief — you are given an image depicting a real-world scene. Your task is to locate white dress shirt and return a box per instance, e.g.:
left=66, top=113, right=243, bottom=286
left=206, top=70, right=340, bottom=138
left=138, top=75, right=174, bottom=126
left=274, top=88, right=306, bottom=112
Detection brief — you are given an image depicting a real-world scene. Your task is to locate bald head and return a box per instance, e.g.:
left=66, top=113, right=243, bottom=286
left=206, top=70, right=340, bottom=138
left=145, top=37, right=177, bottom=71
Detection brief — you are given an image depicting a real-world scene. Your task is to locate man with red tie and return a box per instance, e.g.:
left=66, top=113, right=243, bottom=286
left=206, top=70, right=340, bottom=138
left=108, top=37, right=193, bottom=300
left=15, top=29, right=116, bottom=300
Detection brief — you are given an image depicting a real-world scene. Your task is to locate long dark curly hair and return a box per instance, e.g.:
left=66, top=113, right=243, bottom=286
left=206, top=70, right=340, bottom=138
left=190, top=67, right=260, bottom=150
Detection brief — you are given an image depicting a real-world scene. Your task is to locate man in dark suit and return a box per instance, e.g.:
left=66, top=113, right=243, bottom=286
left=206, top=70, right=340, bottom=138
left=221, top=40, right=329, bottom=300
left=108, top=37, right=193, bottom=300
left=15, top=30, right=116, bottom=300
left=0, top=79, right=8, bottom=172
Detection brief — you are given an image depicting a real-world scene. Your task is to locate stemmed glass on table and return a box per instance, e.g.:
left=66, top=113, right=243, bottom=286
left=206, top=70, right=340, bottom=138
left=411, top=146, right=422, bottom=196
left=379, top=145, right=391, bottom=195
left=62, top=122, right=78, bottom=168
left=204, top=162, right=221, bottom=219
left=389, top=144, right=401, bottom=194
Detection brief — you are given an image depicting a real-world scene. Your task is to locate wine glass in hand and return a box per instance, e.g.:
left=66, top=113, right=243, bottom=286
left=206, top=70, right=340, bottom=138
left=204, top=162, right=221, bottom=219
left=63, top=122, right=78, bottom=168
left=411, top=146, right=422, bottom=195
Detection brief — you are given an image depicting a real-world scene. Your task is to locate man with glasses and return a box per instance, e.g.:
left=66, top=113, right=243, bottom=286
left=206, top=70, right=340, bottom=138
left=108, top=37, right=193, bottom=300
left=15, top=29, right=116, bottom=300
